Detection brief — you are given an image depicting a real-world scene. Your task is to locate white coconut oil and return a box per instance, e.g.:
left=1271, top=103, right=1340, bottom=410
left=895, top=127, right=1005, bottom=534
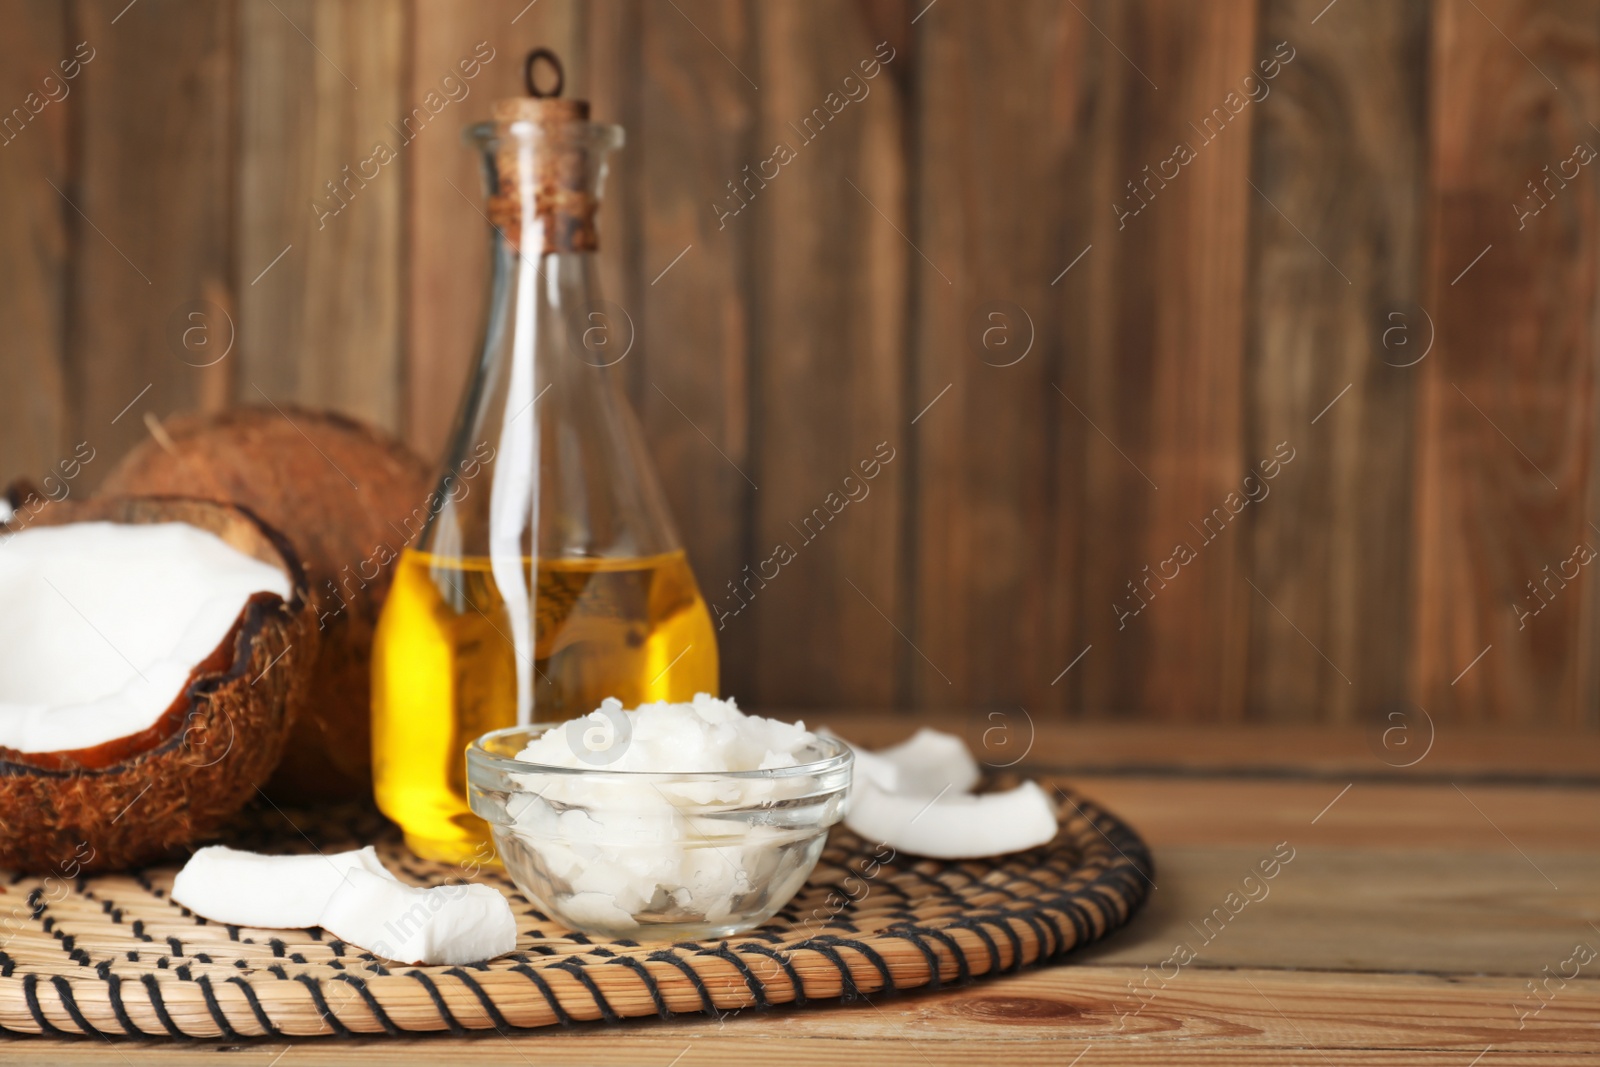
left=469, top=695, right=851, bottom=938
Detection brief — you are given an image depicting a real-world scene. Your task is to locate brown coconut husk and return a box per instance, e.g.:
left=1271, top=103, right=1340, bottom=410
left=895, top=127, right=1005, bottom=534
left=98, top=407, right=434, bottom=801
left=0, top=493, right=316, bottom=873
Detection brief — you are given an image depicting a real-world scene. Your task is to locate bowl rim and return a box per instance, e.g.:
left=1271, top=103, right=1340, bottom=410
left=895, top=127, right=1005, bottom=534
left=467, top=723, right=854, bottom=782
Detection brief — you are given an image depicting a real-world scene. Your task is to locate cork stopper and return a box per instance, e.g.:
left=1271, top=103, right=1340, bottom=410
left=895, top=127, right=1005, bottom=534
left=488, top=49, right=601, bottom=255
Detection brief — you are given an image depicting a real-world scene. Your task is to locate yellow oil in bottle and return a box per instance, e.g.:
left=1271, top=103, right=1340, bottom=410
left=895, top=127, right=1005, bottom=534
left=372, top=548, right=719, bottom=863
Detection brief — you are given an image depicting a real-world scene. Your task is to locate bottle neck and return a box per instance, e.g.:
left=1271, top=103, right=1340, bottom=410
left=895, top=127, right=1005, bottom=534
left=488, top=249, right=629, bottom=380
left=474, top=118, right=623, bottom=256
left=421, top=118, right=668, bottom=575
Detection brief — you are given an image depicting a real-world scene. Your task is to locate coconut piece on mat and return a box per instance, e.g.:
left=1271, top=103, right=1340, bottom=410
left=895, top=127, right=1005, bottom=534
left=817, top=727, right=901, bottom=793
left=171, top=845, right=397, bottom=929
left=844, top=780, right=1058, bottom=860
left=873, top=727, right=981, bottom=796
left=320, top=868, right=517, bottom=966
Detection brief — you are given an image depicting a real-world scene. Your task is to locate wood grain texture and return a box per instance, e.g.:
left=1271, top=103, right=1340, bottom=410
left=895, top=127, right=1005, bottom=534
left=0, top=1, right=68, bottom=488
left=1414, top=0, right=1600, bottom=728
left=238, top=0, right=404, bottom=434
left=909, top=0, right=1092, bottom=713
left=67, top=0, right=235, bottom=484
left=11, top=0, right=1600, bottom=730
left=402, top=0, right=580, bottom=462
left=819, top=710, right=1600, bottom=779
left=1081, top=845, right=1600, bottom=974
left=1075, top=0, right=1259, bottom=721
left=579, top=0, right=642, bottom=406
left=1243, top=0, right=1428, bottom=724
left=0, top=1011, right=1588, bottom=1067
left=620, top=0, right=760, bottom=699
left=1073, top=774, right=1600, bottom=850
left=746, top=0, right=909, bottom=707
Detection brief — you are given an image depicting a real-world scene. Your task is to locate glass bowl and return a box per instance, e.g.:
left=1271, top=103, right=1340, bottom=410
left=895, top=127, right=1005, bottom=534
left=466, top=725, right=852, bottom=940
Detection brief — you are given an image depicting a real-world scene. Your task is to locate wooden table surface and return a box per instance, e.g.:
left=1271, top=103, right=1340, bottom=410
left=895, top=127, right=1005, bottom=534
left=4, top=715, right=1598, bottom=1064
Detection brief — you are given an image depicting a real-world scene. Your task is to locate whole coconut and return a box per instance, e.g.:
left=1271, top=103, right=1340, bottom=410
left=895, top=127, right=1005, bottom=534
left=99, top=408, right=434, bottom=801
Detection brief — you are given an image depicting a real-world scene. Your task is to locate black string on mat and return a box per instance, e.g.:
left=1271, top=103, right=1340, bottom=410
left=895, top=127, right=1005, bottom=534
left=332, top=972, right=401, bottom=1036
left=443, top=966, right=520, bottom=1031
left=405, top=970, right=467, bottom=1036
left=194, top=973, right=244, bottom=1041
left=138, top=973, right=183, bottom=1036
left=879, top=926, right=949, bottom=990
left=226, top=974, right=283, bottom=1038
left=548, top=956, right=621, bottom=1024
left=733, top=940, right=810, bottom=1006
left=22, top=974, right=68, bottom=1037
left=509, top=963, right=576, bottom=1027
left=645, top=950, right=717, bottom=1015
left=0, top=785, right=1151, bottom=1038
left=603, top=955, right=672, bottom=1018
left=98, top=967, right=145, bottom=1037
left=701, top=944, right=769, bottom=1009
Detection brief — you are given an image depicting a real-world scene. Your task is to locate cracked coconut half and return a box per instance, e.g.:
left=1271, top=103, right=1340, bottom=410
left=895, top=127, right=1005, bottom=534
left=0, top=491, right=316, bottom=872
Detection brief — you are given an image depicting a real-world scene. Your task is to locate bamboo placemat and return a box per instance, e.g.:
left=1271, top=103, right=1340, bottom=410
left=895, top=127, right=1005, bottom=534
left=0, top=783, right=1152, bottom=1039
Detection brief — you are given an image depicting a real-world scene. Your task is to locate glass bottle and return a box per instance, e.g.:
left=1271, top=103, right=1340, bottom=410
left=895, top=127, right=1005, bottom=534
left=372, top=57, right=720, bottom=864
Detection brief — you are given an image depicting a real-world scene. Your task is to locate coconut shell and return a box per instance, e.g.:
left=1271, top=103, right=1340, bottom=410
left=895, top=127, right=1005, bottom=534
left=0, top=494, right=316, bottom=873
left=98, top=407, right=434, bottom=801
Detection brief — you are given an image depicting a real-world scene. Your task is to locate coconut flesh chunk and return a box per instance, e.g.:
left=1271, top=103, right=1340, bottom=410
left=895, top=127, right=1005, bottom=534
left=837, top=728, right=1058, bottom=859
left=320, top=868, right=518, bottom=966
left=817, top=727, right=900, bottom=793
left=873, top=727, right=981, bottom=796
left=171, top=845, right=397, bottom=929
left=0, top=522, right=289, bottom=754
left=172, top=846, right=518, bottom=965
left=844, top=779, right=1059, bottom=860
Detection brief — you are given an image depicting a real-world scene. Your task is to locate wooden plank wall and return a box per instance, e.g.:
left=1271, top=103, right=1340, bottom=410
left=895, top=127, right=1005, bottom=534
left=4, top=0, right=1599, bottom=729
